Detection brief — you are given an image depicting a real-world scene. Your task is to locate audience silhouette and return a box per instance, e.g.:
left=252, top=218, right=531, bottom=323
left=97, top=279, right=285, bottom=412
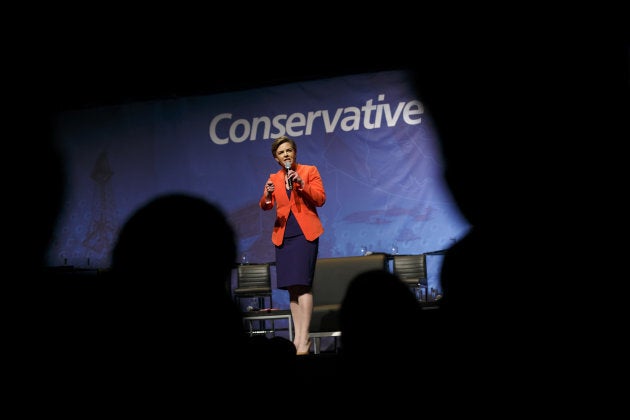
left=402, top=41, right=625, bottom=400
left=329, top=268, right=434, bottom=404
left=107, top=194, right=248, bottom=372
left=7, top=115, right=97, bottom=411
left=12, top=175, right=298, bottom=409
left=406, top=48, right=539, bottom=392
left=339, top=269, right=422, bottom=375
left=14, top=193, right=251, bottom=410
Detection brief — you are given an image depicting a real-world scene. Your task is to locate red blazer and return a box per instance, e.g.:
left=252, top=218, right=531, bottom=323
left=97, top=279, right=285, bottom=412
left=259, top=164, right=326, bottom=246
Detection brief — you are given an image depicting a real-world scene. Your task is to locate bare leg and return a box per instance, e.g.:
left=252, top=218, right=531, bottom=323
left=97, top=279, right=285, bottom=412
left=288, top=285, right=313, bottom=354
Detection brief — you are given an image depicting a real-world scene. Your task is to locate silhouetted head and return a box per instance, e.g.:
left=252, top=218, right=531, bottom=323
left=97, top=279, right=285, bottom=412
left=340, top=269, right=421, bottom=358
left=112, top=193, right=236, bottom=278
left=109, top=193, right=246, bottom=362
left=110, top=193, right=238, bottom=311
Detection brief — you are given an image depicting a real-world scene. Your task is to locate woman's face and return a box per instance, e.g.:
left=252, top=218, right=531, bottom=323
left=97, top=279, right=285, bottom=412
left=275, top=142, right=296, bottom=168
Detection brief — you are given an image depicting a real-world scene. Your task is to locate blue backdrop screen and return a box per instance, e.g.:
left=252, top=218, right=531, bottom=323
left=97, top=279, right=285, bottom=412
left=48, top=70, right=470, bottom=305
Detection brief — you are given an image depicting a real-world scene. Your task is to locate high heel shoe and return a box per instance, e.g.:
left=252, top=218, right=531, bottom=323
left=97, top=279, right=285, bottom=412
left=296, top=340, right=312, bottom=355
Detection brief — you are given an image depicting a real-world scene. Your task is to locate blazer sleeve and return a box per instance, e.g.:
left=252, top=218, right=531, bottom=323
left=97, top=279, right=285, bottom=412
left=259, top=172, right=280, bottom=210
left=297, top=165, right=326, bottom=207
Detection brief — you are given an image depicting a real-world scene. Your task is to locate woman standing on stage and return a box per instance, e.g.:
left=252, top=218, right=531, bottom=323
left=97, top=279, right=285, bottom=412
left=260, top=135, right=326, bottom=355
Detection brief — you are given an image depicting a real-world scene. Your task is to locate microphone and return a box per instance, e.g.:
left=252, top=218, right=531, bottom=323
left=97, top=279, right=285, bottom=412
left=284, top=162, right=293, bottom=190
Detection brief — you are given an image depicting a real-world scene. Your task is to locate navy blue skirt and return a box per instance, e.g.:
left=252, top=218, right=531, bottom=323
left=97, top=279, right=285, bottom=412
left=275, top=234, right=318, bottom=290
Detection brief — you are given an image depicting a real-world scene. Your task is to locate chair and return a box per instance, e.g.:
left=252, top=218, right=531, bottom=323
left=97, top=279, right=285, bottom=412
left=233, top=263, right=293, bottom=340
left=392, top=254, right=429, bottom=302
left=234, top=263, right=273, bottom=310
left=242, top=310, right=294, bottom=341
left=309, top=254, right=388, bottom=354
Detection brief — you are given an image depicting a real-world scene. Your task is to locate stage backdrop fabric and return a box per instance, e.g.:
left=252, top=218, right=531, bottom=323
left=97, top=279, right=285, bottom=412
left=48, top=70, right=470, bottom=306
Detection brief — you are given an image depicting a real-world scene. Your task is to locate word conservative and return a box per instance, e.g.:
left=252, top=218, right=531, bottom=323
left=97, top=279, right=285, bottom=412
left=208, top=94, right=424, bottom=145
